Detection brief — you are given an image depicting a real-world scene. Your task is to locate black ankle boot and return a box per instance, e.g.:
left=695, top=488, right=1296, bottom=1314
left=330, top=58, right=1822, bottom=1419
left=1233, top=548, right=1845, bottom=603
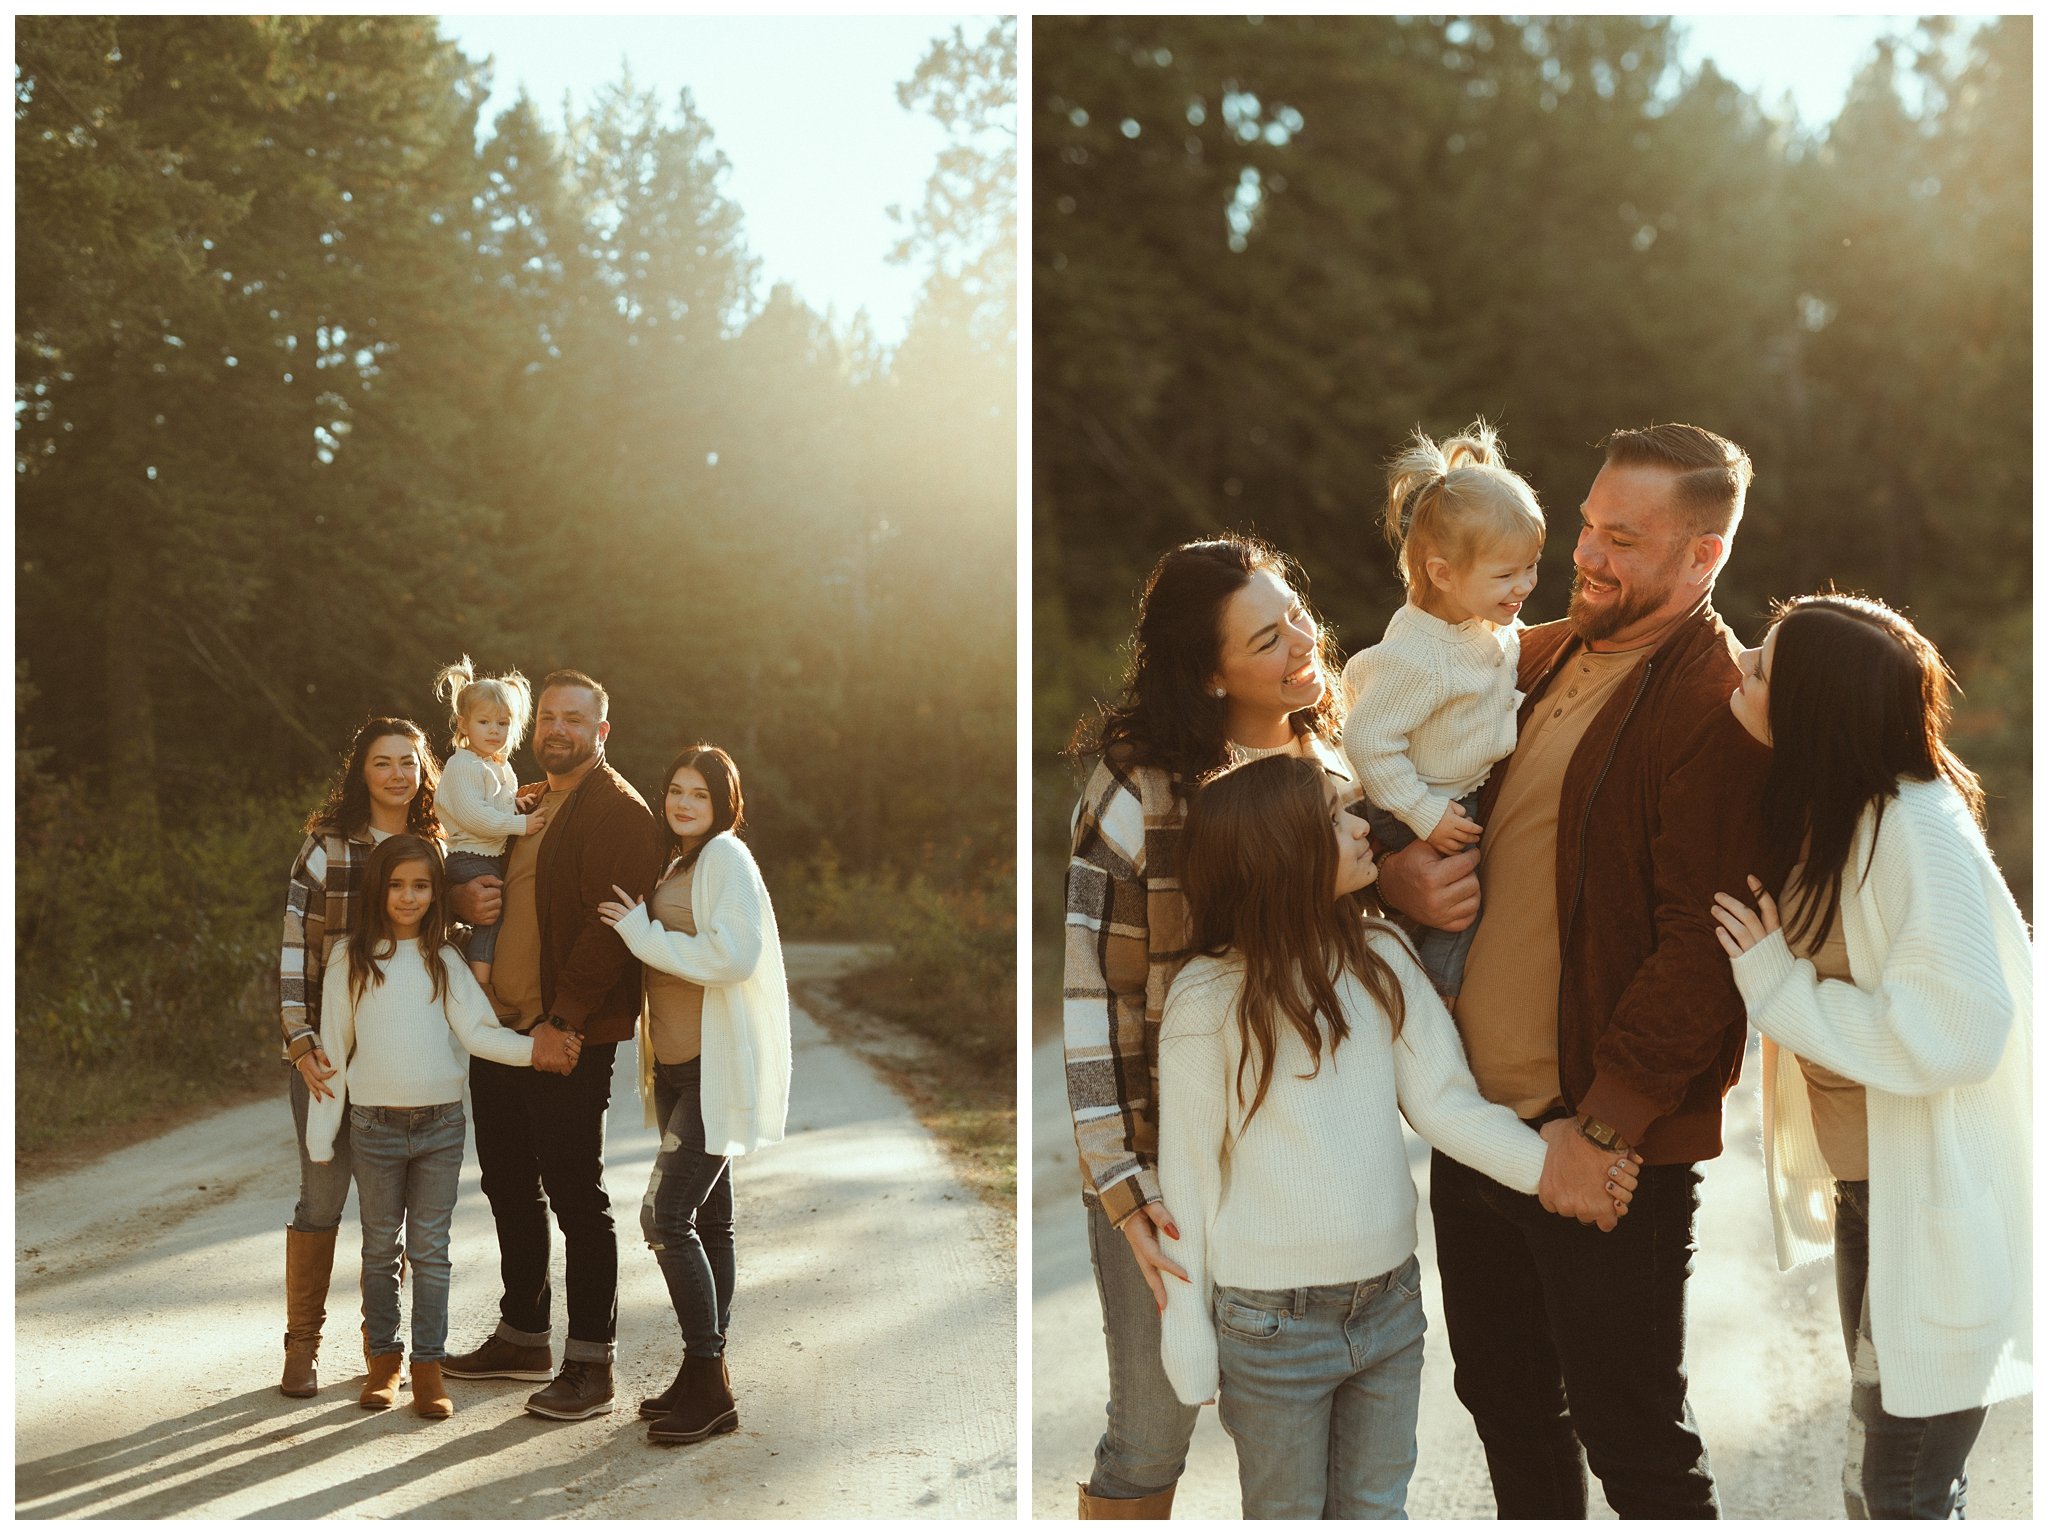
left=647, top=1355, right=737, bottom=1445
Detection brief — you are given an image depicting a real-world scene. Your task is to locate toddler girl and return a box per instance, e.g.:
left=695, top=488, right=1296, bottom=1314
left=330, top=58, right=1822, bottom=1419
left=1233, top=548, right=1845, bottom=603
left=305, top=834, right=571, bottom=1417
left=431, top=657, right=544, bottom=1009
left=1341, top=420, right=1544, bottom=1002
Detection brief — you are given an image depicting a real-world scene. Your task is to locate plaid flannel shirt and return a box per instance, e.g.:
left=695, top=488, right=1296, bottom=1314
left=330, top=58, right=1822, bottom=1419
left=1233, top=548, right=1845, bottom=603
left=278, top=826, right=377, bottom=1064
left=1063, top=737, right=1354, bottom=1226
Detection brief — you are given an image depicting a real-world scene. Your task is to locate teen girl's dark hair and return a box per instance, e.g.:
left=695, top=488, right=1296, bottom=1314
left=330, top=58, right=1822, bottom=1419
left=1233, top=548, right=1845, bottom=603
left=306, top=717, right=442, bottom=841
left=1069, top=535, right=1344, bottom=785
left=1178, top=754, right=1406, bottom=1131
left=346, top=834, right=454, bottom=1008
left=660, top=743, right=745, bottom=872
left=1761, top=592, right=1984, bottom=951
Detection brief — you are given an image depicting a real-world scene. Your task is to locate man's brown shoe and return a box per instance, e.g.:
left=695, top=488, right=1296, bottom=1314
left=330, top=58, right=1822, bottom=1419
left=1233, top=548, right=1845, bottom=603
left=442, top=1334, right=554, bottom=1382
left=360, top=1352, right=403, bottom=1410
left=525, top=1360, right=614, bottom=1421
left=410, top=1359, right=454, bottom=1419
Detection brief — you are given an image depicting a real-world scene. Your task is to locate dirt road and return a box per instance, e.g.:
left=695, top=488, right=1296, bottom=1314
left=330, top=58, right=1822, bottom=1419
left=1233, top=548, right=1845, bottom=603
left=1032, top=1031, right=2030, bottom=1518
left=15, top=945, right=1015, bottom=1520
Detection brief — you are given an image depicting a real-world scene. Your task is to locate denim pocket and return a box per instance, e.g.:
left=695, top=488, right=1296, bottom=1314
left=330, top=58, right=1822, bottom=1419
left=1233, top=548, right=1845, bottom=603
left=348, top=1104, right=373, bottom=1129
left=1390, top=1252, right=1423, bottom=1301
left=1215, top=1292, right=1284, bottom=1343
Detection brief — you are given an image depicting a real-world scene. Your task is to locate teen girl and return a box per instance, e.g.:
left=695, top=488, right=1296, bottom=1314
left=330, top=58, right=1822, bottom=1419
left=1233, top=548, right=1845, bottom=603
left=1156, top=755, right=1635, bottom=1518
left=1709, top=594, right=2030, bottom=1518
left=305, top=834, right=576, bottom=1418
left=1341, top=421, right=1544, bottom=1002
left=1063, top=536, right=1352, bottom=1517
left=430, top=656, right=548, bottom=1011
left=598, top=745, right=792, bottom=1447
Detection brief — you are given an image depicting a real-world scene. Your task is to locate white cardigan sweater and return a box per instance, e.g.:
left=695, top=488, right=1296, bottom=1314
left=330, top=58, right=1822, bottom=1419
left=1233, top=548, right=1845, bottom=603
left=1340, top=603, right=1522, bottom=840
left=613, top=832, right=792, bottom=1157
left=306, top=938, right=535, bottom=1161
left=435, top=747, right=531, bottom=857
left=1730, top=777, right=2032, bottom=1417
left=1157, top=927, right=1549, bottom=1406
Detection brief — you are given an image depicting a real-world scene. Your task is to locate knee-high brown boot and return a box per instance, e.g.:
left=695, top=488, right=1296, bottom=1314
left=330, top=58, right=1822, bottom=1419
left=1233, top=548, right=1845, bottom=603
left=281, top=1226, right=339, bottom=1398
left=1077, top=1482, right=1178, bottom=1519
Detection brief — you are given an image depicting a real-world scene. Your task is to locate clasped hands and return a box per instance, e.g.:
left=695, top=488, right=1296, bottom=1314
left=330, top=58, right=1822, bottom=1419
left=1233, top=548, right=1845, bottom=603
left=528, top=1020, right=581, bottom=1075
left=1538, top=1119, right=1641, bottom=1231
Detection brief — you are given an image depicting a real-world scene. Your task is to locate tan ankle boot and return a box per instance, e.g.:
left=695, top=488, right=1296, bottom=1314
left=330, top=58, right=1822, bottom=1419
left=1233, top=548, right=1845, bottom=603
left=410, top=1359, right=453, bottom=1419
left=1077, top=1482, right=1178, bottom=1519
left=281, top=1226, right=339, bottom=1398
left=360, top=1352, right=403, bottom=1410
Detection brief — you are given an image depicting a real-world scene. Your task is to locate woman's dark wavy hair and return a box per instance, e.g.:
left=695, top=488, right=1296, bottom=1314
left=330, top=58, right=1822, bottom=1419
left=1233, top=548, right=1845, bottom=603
left=1068, top=535, right=1345, bottom=784
left=305, top=717, right=442, bottom=841
left=1760, top=592, right=1984, bottom=951
left=346, top=834, right=453, bottom=1009
left=1179, top=755, right=1406, bottom=1133
left=660, top=743, right=745, bottom=873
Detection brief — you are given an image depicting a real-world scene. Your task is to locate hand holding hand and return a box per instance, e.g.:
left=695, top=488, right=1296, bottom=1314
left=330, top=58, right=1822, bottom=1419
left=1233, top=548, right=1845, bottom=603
left=1538, top=1118, right=1641, bottom=1230
left=529, top=1022, right=581, bottom=1076
left=1712, top=877, right=1780, bottom=958
left=1426, top=802, right=1484, bottom=855
left=1376, top=839, right=1481, bottom=931
left=296, top=1047, right=339, bottom=1102
left=1121, top=1200, right=1190, bottom=1314
left=597, top=883, right=643, bottom=929
left=452, top=874, right=504, bottom=927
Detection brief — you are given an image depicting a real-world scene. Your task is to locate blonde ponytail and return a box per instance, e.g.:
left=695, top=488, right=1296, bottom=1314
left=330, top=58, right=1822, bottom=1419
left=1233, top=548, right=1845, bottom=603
left=1378, top=419, right=1544, bottom=606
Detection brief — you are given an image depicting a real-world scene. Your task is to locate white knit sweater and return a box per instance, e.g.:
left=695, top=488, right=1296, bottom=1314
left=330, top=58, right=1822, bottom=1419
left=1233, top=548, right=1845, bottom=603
left=1730, top=777, right=2032, bottom=1417
left=1340, top=603, right=1522, bottom=840
left=1157, top=926, right=1549, bottom=1405
left=306, top=938, right=535, bottom=1161
left=613, top=833, right=793, bottom=1157
left=436, top=747, right=530, bottom=856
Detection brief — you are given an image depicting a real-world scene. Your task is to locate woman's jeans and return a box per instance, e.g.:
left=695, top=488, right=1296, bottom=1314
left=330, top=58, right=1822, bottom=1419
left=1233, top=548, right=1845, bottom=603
left=1833, top=1180, right=1988, bottom=1518
left=288, top=1065, right=353, bottom=1232
left=444, top=850, right=506, bottom=964
left=350, top=1102, right=466, bottom=1361
left=1363, top=796, right=1481, bottom=995
left=645, top=1058, right=735, bottom=1358
left=1214, top=1256, right=1427, bottom=1519
left=1083, top=1200, right=1202, bottom=1498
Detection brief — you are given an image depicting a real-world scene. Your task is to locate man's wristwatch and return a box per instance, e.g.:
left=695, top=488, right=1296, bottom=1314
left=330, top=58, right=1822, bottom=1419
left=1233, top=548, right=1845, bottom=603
left=1576, top=1113, right=1630, bottom=1153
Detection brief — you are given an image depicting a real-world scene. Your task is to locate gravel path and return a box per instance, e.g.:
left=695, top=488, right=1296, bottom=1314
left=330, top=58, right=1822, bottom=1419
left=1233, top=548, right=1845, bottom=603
left=15, top=945, right=1015, bottom=1520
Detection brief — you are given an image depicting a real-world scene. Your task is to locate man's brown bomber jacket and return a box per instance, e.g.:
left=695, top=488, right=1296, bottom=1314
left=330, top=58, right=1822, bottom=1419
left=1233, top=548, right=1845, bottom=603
left=1474, top=598, right=1771, bottom=1165
left=534, top=757, right=665, bottom=1045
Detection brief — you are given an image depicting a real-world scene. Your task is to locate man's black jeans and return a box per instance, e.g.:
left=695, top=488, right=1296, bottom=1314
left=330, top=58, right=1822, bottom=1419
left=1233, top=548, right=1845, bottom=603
left=472, top=1042, right=620, bottom=1356
left=1430, top=1147, right=1719, bottom=1519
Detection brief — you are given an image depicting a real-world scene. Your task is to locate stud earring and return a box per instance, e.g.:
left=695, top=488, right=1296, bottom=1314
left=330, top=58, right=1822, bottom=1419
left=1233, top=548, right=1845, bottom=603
left=1212, top=687, right=1226, bottom=698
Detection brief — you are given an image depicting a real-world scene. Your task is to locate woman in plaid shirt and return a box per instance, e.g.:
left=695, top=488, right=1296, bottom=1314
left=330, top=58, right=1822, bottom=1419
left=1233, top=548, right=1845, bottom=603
left=1064, top=535, right=1351, bottom=1517
left=276, top=716, right=443, bottom=1398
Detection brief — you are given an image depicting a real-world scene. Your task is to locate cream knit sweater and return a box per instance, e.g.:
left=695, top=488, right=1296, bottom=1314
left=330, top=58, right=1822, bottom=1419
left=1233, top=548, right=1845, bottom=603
left=1340, top=603, right=1522, bottom=840
left=436, top=747, right=530, bottom=857
left=1731, top=777, right=2032, bottom=1417
left=1157, top=926, right=1549, bottom=1406
left=306, top=938, right=535, bottom=1162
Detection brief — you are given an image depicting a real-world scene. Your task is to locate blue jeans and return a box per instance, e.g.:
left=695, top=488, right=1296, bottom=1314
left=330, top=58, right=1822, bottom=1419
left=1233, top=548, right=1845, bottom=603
left=350, top=1102, right=466, bottom=1361
left=1833, top=1180, right=1988, bottom=1518
left=444, top=850, right=505, bottom=965
left=288, top=1065, right=353, bottom=1232
left=1083, top=1200, right=1202, bottom=1498
left=645, top=1058, right=735, bottom=1358
left=1214, top=1256, right=1427, bottom=1519
left=1363, top=796, right=1481, bottom=995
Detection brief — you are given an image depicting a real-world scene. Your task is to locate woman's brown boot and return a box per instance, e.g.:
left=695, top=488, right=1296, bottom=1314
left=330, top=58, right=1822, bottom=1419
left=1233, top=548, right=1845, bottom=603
left=410, top=1359, right=453, bottom=1419
left=1076, top=1482, right=1178, bottom=1518
left=281, top=1226, right=339, bottom=1398
left=360, top=1352, right=404, bottom=1410
left=647, top=1355, right=737, bottom=1444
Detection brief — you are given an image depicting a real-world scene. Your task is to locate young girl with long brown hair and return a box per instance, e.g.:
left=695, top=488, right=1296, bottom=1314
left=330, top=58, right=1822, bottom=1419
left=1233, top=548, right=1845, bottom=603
left=1709, top=593, right=2030, bottom=1518
left=305, top=834, right=572, bottom=1418
left=1156, top=755, right=1635, bottom=1518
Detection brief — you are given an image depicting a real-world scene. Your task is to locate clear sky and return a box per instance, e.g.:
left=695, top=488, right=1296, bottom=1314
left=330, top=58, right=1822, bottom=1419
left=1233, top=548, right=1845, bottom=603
left=438, top=14, right=994, bottom=346
left=1672, top=14, right=1991, bottom=124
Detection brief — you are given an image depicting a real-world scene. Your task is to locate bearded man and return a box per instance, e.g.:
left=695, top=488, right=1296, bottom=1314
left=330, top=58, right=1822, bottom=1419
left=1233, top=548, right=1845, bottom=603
left=1378, top=423, right=1771, bottom=1518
